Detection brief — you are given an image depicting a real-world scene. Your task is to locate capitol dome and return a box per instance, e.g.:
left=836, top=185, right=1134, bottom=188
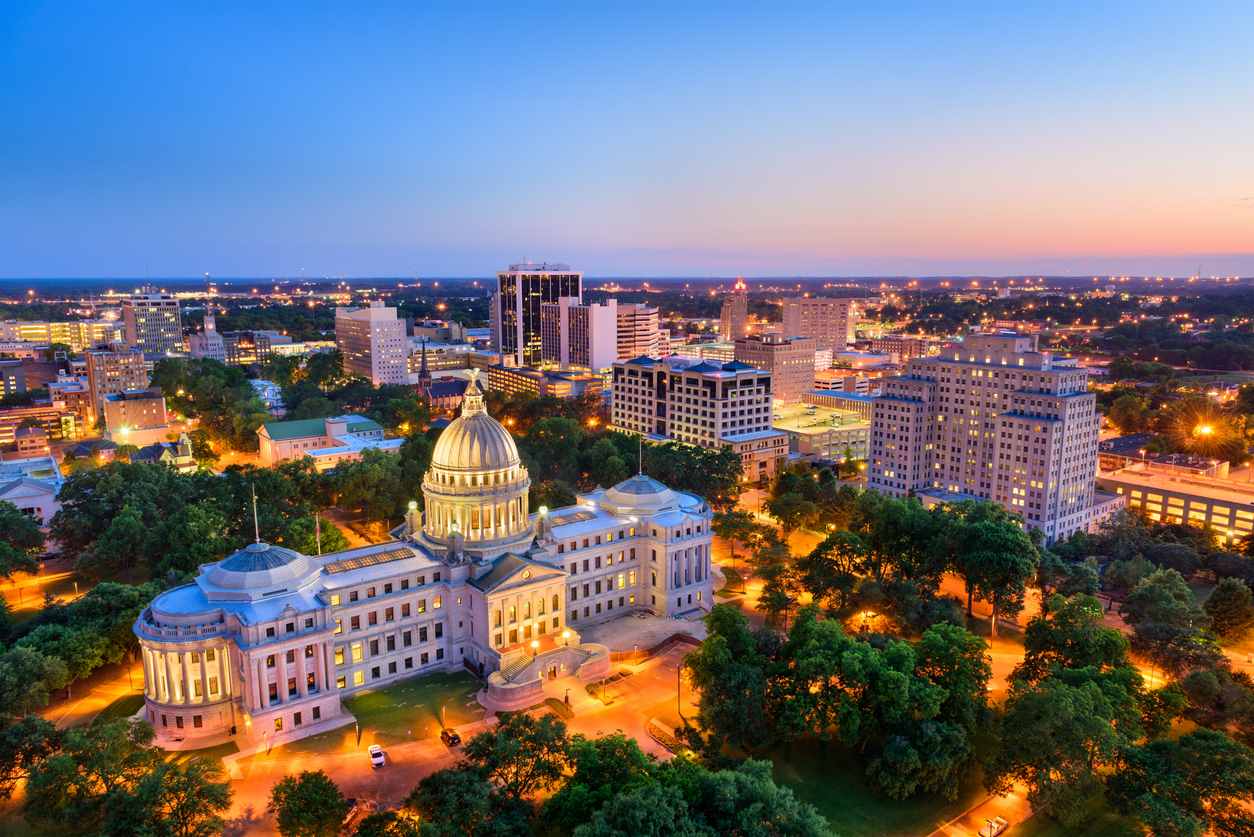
left=431, top=398, right=521, bottom=473
left=420, top=371, right=533, bottom=557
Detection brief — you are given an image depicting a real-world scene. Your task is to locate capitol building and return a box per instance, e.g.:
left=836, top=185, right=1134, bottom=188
left=133, top=377, right=714, bottom=749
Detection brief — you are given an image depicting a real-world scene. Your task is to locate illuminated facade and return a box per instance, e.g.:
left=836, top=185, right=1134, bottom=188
left=135, top=372, right=711, bottom=749
left=868, top=332, right=1102, bottom=543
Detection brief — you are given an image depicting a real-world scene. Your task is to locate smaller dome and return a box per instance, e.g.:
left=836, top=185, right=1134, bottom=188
left=602, top=474, right=679, bottom=515
left=218, top=542, right=303, bottom=572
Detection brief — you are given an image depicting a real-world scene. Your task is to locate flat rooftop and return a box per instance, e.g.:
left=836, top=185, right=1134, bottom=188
left=1098, top=466, right=1254, bottom=507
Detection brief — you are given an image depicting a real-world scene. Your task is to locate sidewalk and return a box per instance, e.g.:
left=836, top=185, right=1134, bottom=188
left=40, top=660, right=144, bottom=729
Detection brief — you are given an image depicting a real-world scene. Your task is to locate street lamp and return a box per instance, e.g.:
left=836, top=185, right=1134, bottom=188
left=561, top=629, right=570, bottom=647
left=530, top=639, right=539, bottom=658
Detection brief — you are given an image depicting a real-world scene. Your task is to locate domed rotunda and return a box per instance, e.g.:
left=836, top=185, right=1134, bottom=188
left=420, top=371, right=533, bottom=559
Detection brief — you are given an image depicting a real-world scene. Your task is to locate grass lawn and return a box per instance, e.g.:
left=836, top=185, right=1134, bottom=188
left=770, top=739, right=987, bottom=837
left=276, top=670, right=486, bottom=755
left=1012, top=794, right=1141, bottom=836
left=94, top=692, right=146, bottom=724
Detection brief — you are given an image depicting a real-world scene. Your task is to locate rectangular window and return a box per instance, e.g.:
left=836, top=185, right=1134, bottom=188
left=403, top=631, right=412, bottom=647
left=353, top=670, right=365, bottom=686
left=351, top=642, right=363, bottom=663
left=313, top=706, right=321, bottom=721
left=350, top=615, right=361, bottom=631
left=193, top=714, right=203, bottom=728
left=293, top=711, right=302, bottom=727
left=368, top=612, right=378, bottom=627
left=334, top=618, right=343, bottom=635
left=434, top=595, right=442, bottom=609
left=337, top=675, right=347, bottom=689
left=421, top=652, right=430, bottom=665
left=435, top=623, right=443, bottom=639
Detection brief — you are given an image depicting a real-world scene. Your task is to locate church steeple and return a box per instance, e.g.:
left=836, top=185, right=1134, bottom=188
left=417, top=337, right=432, bottom=391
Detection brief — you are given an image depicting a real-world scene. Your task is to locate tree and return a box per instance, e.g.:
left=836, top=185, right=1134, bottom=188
left=23, top=719, right=165, bottom=835
left=0, top=501, right=44, bottom=577
left=462, top=712, right=570, bottom=800
left=765, top=492, right=816, bottom=534
left=712, top=509, right=759, bottom=593
left=15, top=624, right=110, bottom=682
left=987, top=673, right=1133, bottom=828
left=1108, top=729, right=1254, bottom=837
left=131, top=757, right=233, bottom=837
left=684, top=605, right=771, bottom=754
left=283, top=515, right=349, bottom=556
left=0, top=716, right=59, bottom=799
left=76, top=504, right=148, bottom=580
left=544, top=733, right=655, bottom=834
left=331, top=448, right=406, bottom=524
left=914, top=622, right=992, bottom=734
left=353, top=810, right=422, bottom=837
left=795, top=530, right=862, bottom=612
left=267, top=770, right=350, bottom=837
left=1205, top=577, right=1254, bottom=638
left=573, top=781, right=693, bottom=837
left=939, top=501, right=1039, bottom=635
left=1121, top=569, right=1219, bottom=676
left=0, top=646, right=69, bottom=717
left=1106, top=393, right=1151, bottom=434
left=1014, top=594, right=1131, bottom=684
left=403, top=765, right=517, bottom=837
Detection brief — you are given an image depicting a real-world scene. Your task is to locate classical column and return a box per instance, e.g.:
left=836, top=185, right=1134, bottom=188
left=256, top=657, right=267, bottom=710
left=182, top=652, right=193, bottom=705
left=296, top=647, right=308, bottom=698
left=162, top=651, right=173, bottom=703
left=322, top=642, right=335, bottom=692
left=199, top=653, right=209, bottom=703
left=141, top=648, right=153, bottom=699
left=220, top=648, right=231, bottom=698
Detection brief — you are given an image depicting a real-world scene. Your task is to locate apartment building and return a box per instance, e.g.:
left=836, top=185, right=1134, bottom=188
left=611, top=356, right=788, bottom=484
left=734, top=333, right=817, bottom=404
left=335, top=302, right=408, bottom=385
left=123, top=290, right=183, bottom=354
left=868, top=331, right=1103, bottom=543
left=780, top=297, right=857, bottom=351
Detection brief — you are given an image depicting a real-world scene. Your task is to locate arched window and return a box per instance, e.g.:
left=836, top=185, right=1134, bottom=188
left=551, top=594, right=560, bottom=611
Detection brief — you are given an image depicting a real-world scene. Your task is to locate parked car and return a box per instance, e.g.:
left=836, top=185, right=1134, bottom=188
left=440, top=728, right=462, bottom=747
left=368, top=744, right=386, bottom=768
left=986, top=817, right=1009, bottom=837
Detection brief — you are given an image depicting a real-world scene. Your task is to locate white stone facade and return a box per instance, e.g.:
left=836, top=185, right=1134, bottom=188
left=135, top=374, right=712, bottom=749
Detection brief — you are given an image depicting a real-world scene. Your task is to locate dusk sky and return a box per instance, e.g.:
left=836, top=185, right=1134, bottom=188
left=3, top=1, right=1252, bottom=278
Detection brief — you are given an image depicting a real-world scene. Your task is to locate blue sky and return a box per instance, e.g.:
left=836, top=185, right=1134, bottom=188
left=2, top=1, right=1252, bottom=277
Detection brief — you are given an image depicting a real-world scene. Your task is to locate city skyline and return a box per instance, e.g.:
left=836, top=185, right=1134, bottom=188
left=4, top=2, right=1253, bottom=278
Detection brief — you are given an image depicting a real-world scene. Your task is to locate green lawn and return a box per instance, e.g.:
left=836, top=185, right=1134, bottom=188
left=277, top=670, right=486, bottom=754
left=770, top=740, right=987, bottom=837
left=94, top=693, right=146, bottom=724
left=344, top=670, right=484, bottom=739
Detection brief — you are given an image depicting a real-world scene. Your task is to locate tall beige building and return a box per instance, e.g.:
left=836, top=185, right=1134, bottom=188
left=868, top=331, right=1103, bottom=543
left=123, top=290, right=183, bottom=354
left=615, top=303, right=660, bottom=359
left=611, top=356, right=788, bottom=484
left=734, top=333, right=816, bottom=404
left=86, top=349, right=149, bottom=412
left=335, top=302, right=408, bottom=385
left=540, top=298, right=617, bottom=371
left=718, top=279, right=749, bottom=341
left=780, top=297, right=856, bottom=351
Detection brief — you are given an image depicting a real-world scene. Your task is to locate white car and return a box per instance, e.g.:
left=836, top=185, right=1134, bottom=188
left=368, top=744, right=385, bottom=768
left=985, top=817, right=1009, bottom=837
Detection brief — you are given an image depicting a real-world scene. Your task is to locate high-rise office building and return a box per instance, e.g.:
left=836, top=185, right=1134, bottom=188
left=86, top=349, right=149, bottom=412
left=734, top=333, right=817, bottom=404
left=611, top=356, right=788, bottom=484
left=780, top=297, right=857, bottom=351
left=335, top=302, right=408, bottom=385
left=0, top=319, right=122, bottom=352
left=867, top=331, right=1103, bottom=543
left=615, top=303, right=660, bottom=359
left=540, top=297, right=617, bottom=371
left=188, top=313, right=226, bottom=362
left=123, top=290, right=183, bottom=354
left=718, top=278, right=749, bottom=341
left=491, top=262, right=582, bottom=366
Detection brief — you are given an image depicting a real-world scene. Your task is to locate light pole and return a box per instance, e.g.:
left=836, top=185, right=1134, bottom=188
left=676, top=665, right=684, bottom=721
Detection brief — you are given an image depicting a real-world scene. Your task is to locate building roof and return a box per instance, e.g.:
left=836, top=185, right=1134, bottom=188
left=468, top=553, right=562, bottom=593
left=261, top=415, right=382, bottom=441
left=219, top=542, right=305, bottom=573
